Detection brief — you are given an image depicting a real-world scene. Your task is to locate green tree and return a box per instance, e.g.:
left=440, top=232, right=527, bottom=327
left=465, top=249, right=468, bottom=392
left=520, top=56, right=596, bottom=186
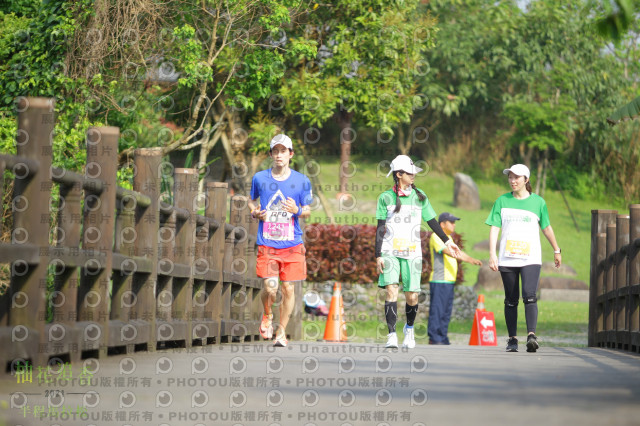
left=0, top=0, right=96, bottom=172
left=502, top=95, right=576, bottom=193
left=277, top=0, right=437, bottom=195
left=59, top=0, right=315, bottom=195
left=412, top=0, right=523, bottom=173
left=592, top=0, right=640, bottom=42
left=415, top=0, right=640, bottom=201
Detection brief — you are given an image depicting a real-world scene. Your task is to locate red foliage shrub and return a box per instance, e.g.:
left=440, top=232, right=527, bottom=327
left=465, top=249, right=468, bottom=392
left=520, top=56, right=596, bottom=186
left=304, top=223, right=466, bottom=284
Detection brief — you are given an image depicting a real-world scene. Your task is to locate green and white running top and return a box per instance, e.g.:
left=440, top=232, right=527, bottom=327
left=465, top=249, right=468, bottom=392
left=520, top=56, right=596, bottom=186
left=485, top=192, right=551, bottom=267
left=376, top=188, right=437, bottom=259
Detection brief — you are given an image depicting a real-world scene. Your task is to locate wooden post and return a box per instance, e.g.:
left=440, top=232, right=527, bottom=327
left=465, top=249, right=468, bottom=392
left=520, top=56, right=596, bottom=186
left=9, top=97, right=54, bottom=366
left=112, top=196, right=135, bottom=321
left=173, top=168, right=197, bottom=348
left=605, top=224, right=616, bottom=342
left=53, top=182, right=82, bottom=362
left=0, top=159, right=4, bottom=219
left=221, top=213, right=235, bottom=342
left=615, top=215, right=630, bottom=292
left=630, top=205, right=640, bottom=287
left=230, top=195, right=249, bottom=340
left=109, top=194, right=136, bottom=353
left=157, top=211, right=176, bottom=333
left=596, top=233, right=606, bottom=344
left=132, top=147, right=161, bottom=352
left=589, top=210, right=617, bottom=347
left=192, top=224, right=208, bottom=324
left=54, top=183, right=82, bottom=321
left=247, top=216, right=261, bottom=340
left=206, top=182, right=227, bottom=343
left=78, top=126, right=118, bottom=359
left=629, top=205, right=640, bottom=352
left=191, top=211, right=209, bottom=344
left=0, top=159, right=6, bottom=329
left=616, top=215, right=629, bottom=349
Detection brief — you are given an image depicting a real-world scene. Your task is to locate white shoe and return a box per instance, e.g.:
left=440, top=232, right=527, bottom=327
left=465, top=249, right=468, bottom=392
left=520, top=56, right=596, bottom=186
left=402, top=324, right=415, bottom=349
left=385, top=332, right=398, bottom=348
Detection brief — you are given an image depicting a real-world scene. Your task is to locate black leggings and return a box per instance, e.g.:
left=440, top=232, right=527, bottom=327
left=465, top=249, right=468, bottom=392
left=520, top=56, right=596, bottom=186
left=499, top=265, right=541, bottom=337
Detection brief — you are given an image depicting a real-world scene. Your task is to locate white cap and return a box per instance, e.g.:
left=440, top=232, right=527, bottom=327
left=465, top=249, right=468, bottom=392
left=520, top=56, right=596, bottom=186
left=387, top=155, right=423, bottom=177
left=503, top=164, right=530, bottom=178
left=270, top=134, right=293, bottom=150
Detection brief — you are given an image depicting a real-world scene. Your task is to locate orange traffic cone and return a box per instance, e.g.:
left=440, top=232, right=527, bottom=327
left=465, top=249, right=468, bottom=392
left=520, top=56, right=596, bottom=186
left=468, top=294, right=497, bottom=346
left=477, top=294, right=485, bottom=311
left=323, top=282, right=347, bottom=342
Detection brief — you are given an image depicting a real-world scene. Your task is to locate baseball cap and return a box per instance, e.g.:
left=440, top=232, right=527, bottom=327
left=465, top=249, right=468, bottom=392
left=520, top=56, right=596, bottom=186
left=386, top=155, right=423, bottom=177
left=438, top=212, right=460, bottom=223
left=270, top=134, right=293, bottom=150
left=503, top=164, right=530, bottom=178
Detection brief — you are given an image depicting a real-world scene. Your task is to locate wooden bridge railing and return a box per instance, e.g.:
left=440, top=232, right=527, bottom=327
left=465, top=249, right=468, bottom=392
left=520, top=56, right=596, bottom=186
left=589, top=206, right=640, bottom=353
left=0, top=97, right=300, bottom=370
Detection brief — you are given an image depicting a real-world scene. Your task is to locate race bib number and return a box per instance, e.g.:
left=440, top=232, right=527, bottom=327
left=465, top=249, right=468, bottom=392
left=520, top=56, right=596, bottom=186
left=505, top=240, right=530, bottom=258
left=263, top=210, right=294, bottom=241
left=392, top=237, right=417, bottom=256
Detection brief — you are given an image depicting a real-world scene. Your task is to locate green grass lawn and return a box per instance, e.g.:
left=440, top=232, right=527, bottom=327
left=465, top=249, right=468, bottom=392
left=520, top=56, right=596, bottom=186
left=301, top=154, right=623, bottom=347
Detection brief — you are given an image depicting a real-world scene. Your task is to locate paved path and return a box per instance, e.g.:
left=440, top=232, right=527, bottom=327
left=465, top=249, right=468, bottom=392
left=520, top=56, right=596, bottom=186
left=1, top=342, right=639, bottom=425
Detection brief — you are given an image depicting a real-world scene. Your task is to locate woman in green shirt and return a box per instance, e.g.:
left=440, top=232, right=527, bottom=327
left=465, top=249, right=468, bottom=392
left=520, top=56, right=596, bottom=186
left=485, top=164, right=561, bottom=353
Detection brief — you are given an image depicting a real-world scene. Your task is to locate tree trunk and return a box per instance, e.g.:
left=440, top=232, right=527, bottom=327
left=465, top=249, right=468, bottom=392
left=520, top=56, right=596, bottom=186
left=518, top=142, right=534, bottom=167
left=398, top=125, right=410, bottom=155
left=197, top=127, right=223, bottom=196
left=293, top=126, right=334, bottom=221
left=336, top=110, right=354, bottom=197
left=535, top=155, right=543, bottom=194
left=541, top=149, right=548, bottom=197
left=216, top=101, right=266, bottom=196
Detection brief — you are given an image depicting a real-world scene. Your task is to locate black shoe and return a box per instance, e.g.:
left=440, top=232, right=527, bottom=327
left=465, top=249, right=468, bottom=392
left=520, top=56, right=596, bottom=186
left=506, top=337, right=518, bottom=352
left=526, top=334, right=539, bottom=353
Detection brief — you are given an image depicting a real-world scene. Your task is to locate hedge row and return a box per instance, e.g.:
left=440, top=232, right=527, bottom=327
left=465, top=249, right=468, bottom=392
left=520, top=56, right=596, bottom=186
left=304, top=224, right=465, bottom=284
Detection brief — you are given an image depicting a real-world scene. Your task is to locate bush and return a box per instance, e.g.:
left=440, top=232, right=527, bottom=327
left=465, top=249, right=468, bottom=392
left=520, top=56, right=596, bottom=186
left=304, top=223, right=465, bottom=284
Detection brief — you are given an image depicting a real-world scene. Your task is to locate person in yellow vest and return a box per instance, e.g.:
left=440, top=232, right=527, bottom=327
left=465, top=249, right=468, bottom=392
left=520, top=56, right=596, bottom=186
left=428, top=212, right=482, bottom=345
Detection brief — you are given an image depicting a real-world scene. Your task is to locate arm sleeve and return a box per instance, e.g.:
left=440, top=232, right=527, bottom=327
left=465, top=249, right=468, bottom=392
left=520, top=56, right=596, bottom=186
left=301, top=176, right=313, bottom=207
left=375, top=219, right=386, bottom=258
left=485, top=197, right=502, bottom=227
left=427, top=219, right=449, bottom=244
left=376, top=192, right=391, bottom=220
left=539, top=198, right=551, bottom=229
left=295, top=176, right=312, bottom=217
left=250, top=175, right=259, bottom=202
left=420, top=192, right=437, bottom=222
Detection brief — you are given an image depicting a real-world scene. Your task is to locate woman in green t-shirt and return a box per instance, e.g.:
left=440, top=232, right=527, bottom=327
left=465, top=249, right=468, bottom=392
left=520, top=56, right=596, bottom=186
left=485, top=164, right=562, bottom=353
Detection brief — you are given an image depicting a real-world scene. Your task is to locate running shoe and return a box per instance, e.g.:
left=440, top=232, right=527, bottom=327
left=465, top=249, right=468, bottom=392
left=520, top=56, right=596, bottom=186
left=385, top=332, right=398, bottom=349
left=259, top=313, right=273, bottom=339
left=506, top=337, right=518, bottom=352
left=402, top=324, right=416, bottom=349
left=273, top=330, right=288, bottom=347
left=526, top=334, right=539, bottom=353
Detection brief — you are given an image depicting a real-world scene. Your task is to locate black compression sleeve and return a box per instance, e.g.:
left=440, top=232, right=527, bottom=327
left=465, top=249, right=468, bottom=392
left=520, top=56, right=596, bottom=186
left=427, top=218, right=450, bottom=244
left=375, top=219, right=386, bottom=258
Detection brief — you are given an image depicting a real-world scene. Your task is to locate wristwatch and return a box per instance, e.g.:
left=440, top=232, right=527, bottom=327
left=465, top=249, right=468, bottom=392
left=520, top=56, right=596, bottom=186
left=554, top=248, right=561, bottom=254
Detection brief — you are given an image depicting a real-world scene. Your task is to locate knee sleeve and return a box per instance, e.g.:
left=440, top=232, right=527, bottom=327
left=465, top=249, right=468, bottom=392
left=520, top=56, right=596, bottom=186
left=523, top=296, right=537, bottom=304
left=504, top=299, right=518, bottom=307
